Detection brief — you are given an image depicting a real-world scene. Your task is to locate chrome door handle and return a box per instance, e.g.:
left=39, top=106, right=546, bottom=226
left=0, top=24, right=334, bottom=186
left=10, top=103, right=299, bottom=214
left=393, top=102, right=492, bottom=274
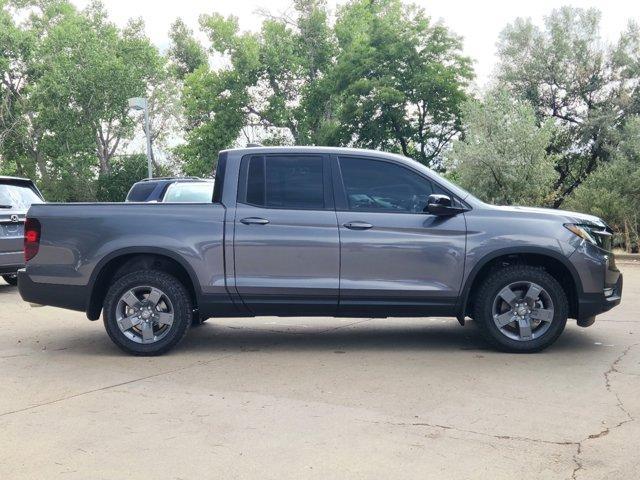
left=240, top=217, right=270, bottom=225
left=343, top=221, right=373, bottom=230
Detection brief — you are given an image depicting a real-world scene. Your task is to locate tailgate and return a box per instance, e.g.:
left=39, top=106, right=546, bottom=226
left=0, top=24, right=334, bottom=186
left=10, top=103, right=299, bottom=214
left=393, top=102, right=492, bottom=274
left=0, top=211, right=25, bottom=256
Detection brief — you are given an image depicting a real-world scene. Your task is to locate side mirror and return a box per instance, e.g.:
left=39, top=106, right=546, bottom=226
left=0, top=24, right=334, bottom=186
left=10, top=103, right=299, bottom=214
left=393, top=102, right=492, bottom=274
left=425, top=194, right=465, bottom=216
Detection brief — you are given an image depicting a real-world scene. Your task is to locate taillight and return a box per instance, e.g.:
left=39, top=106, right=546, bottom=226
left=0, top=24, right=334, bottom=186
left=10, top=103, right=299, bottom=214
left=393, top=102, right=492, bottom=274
left=24, top=218, right=41, bottom=262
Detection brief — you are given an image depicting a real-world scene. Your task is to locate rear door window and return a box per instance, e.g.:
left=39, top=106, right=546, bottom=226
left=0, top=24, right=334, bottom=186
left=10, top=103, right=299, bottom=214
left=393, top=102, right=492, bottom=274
left=244, top=155, right=325, bottom=210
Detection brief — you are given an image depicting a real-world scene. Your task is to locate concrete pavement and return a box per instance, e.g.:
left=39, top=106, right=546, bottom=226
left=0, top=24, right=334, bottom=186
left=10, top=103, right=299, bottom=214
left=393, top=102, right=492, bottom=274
left=1, top=264, right=639, bottom=479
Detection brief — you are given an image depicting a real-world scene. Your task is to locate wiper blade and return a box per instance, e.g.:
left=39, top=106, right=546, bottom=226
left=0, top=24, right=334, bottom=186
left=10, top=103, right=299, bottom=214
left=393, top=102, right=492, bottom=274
left=0, top=204, right=13, bottom=209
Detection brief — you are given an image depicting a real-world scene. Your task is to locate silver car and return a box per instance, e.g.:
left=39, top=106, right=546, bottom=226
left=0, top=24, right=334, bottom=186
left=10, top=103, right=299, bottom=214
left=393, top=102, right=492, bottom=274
left=0, top=177, right=44, bottom=285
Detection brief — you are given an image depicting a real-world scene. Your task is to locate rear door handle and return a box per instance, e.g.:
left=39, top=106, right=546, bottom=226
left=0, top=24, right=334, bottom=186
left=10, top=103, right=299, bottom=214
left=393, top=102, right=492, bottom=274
left=240, top=217, right=270, bottom=225
left=343, top=221, right=373, bottom=230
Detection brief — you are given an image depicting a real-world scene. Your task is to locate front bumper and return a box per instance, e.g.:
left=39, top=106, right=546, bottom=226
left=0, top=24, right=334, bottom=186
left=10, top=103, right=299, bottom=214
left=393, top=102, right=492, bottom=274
left=577, top=268, right=623, bottom=327
left=18, top=269, right=88, bottom=312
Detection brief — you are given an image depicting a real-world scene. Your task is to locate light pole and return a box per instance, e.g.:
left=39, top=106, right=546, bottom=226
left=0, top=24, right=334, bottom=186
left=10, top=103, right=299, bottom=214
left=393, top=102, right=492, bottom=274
left=128, top=97, right=153, bottom=179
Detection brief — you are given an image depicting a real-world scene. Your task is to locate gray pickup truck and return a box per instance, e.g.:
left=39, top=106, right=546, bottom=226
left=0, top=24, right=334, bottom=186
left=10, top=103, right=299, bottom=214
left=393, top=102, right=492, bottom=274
left=18, top=147, right=622, bottom=355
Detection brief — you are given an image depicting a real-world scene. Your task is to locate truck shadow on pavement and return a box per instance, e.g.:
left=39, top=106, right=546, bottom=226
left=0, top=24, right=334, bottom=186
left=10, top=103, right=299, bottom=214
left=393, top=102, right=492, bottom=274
left=166, top=321, right=601, bottom=356
left=0, top=284, right=16, bottom=294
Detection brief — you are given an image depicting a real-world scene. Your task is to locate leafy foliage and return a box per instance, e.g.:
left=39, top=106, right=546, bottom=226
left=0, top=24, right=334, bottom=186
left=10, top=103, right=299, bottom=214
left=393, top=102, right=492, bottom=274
left=332, top=0, right=472, bottom=168
left=0, top=0, right=639, bottom=251
left=96, top=154, right=171, bottom=202
left=176, top=0, right=472, bottom=174
left=447, top=89, right=558, bottom=206
left=566, top=117, right=640, bottom=252
left=0, top=0, right=166, bottom=199
left=496, top=7, right=640, bottom=206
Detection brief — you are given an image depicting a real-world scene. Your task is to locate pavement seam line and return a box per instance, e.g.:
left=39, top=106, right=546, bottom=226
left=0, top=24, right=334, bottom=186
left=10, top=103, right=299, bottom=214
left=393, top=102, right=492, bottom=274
left=0, top=353, right=238, bottom=418
left=0, top=318, right=374, bottom=419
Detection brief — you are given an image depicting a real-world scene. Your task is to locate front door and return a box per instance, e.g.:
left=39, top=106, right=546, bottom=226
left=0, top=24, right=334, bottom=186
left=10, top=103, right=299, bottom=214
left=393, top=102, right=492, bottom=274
left=233, top=153, right=339, bottom=315
left=334, top=156, right=467, bottom=317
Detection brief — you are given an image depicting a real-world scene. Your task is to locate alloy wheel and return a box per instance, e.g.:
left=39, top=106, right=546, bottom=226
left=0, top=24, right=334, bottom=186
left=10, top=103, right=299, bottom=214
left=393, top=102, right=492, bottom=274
left=491, top=281, right=555, bottom=341
left=115, top=286, right=174, bottom=344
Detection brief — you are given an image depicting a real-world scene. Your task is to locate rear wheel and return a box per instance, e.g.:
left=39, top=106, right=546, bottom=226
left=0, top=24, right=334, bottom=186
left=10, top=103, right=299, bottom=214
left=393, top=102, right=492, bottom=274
left=2, top=274, right=18, bottom=286
left=103, top=270, right=192, bottom=355
left=473, top=265, right=568, bottom=352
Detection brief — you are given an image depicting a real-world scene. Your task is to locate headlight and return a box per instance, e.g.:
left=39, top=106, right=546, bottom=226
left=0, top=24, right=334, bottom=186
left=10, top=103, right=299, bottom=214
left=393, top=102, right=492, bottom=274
left=564, top=223, right=612, bottom=250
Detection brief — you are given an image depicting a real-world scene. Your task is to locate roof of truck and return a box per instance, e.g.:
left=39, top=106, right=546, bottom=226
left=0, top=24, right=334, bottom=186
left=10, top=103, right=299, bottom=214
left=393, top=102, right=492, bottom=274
left=221, top=145, right=476, bottom=203
left=222, top=145, right=402, bottom=156
left=0, top=176, right=34, bottom=183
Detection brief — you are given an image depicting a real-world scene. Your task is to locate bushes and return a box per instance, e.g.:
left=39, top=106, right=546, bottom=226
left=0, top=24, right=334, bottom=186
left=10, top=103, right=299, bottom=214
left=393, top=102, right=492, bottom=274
left=566, top=118, right=640, bottom=252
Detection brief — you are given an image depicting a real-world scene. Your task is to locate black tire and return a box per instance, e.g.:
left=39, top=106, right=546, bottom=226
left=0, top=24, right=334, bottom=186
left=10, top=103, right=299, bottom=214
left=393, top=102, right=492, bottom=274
left=2, top=274, right=18, bottom=286
left=103, top=270, right=192, bottom=356
left=473, top=265, right=568, bottom=353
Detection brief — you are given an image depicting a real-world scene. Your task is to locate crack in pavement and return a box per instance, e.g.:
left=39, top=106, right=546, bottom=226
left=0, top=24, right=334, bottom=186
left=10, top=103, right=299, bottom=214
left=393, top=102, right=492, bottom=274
left=361, top=419, right=579, bottom=447
left=362, top=417, right=587, bottom=477
left=359, top=344, right=639, bottom=480
left=0, top=318, right=374, bottom=419
left=570, top=342, right=638, bottom=479
left=603, top=343, right=636, bottom=423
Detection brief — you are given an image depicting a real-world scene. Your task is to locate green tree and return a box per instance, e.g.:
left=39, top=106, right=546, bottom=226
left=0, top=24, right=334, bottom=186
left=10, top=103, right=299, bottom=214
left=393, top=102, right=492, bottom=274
left=566, top=117, right=640, bottom=252
left=1, top=0, right=169, bottom=200
left=34, top=2, right=163, bottom=175
left=447, top=89, right=558, bottom=206
left=167, top=18, right=208, bottom=80
left=0, top=0, right=75, bottom=184
left=332, top=0, right=472, bottom=168
left=95, top=154, right=171, bottom=202
left=496, top=7, right=640, bottom=206
left=177, top=0, right=472, bottom=175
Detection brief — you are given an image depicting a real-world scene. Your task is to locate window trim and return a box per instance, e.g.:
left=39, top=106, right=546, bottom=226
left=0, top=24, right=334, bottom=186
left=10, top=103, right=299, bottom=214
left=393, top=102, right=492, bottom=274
left=237, top=153, right=333, bottom=211
left=334, top=155, right=469, bottom=214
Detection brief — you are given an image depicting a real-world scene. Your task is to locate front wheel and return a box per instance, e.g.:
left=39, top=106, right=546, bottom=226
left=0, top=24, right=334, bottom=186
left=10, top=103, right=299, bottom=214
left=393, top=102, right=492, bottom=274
left=103, top=270, right=192, bottom=355
left=2, top=274, right=18, bottom=286
left=473, top=265, right=568, bottom=353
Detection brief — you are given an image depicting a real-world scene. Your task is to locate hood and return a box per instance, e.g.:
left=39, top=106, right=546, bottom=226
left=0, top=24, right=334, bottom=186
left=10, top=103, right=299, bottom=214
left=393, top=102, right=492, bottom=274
left=491, top=205, right=607, bottom=228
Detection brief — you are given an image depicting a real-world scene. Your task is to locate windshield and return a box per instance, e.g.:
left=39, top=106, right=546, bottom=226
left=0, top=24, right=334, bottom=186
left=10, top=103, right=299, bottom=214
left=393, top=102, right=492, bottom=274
left=163, top=182, right=214, bottom=203
left=0, top=183, right=43, bottom=210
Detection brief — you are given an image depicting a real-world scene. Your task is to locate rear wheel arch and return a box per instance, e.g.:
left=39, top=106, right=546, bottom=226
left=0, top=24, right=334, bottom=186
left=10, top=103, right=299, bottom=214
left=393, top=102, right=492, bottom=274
left=459, top=248, right=581, bottom=321
left=87, top=249, right=200, bottom=320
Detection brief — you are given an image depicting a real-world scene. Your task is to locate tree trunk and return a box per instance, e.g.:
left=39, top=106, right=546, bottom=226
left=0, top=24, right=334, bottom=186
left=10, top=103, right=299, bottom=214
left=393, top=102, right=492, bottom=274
left=33, top=150, right=50, bottom=185
left=624, top=218, right=632, bottom=253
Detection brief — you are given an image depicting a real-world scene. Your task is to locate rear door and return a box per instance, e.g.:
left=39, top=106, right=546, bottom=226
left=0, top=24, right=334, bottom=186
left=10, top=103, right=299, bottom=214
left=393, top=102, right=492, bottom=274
left=334, top=156, right=467, bottom=317
left=233, top=153, right=339, bottom=315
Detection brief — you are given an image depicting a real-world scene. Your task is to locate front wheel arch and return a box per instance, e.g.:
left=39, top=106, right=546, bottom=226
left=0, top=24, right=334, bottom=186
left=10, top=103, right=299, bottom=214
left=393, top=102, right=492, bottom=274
left=459, top=249, right=580, bottom=321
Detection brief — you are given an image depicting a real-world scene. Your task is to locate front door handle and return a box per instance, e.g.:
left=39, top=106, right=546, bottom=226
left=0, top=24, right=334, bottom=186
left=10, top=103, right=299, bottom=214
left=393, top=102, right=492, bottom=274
left=240, top=217, right=270, bottom=225
left=343, top=221, right=373, bottom=230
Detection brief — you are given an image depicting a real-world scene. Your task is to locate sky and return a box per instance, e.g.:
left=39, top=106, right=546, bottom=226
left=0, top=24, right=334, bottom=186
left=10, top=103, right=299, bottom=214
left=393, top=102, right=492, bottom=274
left=70, top=0, right=640, bottom=88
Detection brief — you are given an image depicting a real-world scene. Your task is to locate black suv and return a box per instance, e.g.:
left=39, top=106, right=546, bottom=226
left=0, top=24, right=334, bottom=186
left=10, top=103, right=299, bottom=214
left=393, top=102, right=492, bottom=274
left=0, top=177, right=44, bottom=285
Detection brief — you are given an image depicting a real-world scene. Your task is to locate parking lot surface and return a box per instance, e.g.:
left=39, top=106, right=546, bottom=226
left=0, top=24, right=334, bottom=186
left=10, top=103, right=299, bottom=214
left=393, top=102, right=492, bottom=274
left=1, top=263, right=639, bottom=479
